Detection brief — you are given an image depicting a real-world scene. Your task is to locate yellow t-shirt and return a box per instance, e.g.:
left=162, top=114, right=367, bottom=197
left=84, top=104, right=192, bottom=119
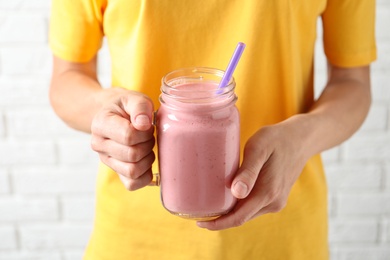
left=50, top=1, right=376, bottom=259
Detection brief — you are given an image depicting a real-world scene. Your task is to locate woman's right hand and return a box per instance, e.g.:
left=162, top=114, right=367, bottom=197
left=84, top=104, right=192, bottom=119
left=50, top=55, right=155, bottom=191
left=90, top=89, right=156, bottom=191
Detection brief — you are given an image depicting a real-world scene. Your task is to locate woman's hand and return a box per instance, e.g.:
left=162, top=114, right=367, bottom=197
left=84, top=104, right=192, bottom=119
left=197, top=65, right=371, bottom=230
left=50, top=55, right=156, bottom=191
left=197, top=115, right=309, bottom=230
left=90, top=89, right=156, bottom=191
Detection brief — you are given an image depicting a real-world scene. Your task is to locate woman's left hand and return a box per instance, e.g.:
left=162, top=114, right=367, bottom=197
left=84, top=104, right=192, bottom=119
left=197, top=115, right=309, bottom=230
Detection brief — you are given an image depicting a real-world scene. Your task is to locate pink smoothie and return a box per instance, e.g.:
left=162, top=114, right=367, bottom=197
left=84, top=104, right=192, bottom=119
left=157, top=82, right=239, bottom=220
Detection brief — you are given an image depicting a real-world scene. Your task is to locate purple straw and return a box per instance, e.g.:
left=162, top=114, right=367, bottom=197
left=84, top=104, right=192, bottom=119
left=217, top=42, right=246, bottom=90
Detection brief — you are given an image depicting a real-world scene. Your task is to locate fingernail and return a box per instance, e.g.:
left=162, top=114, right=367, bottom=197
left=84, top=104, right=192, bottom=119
left=233, top=181, right=248, bottom=198
left=135, top=115, right=150, bottom=126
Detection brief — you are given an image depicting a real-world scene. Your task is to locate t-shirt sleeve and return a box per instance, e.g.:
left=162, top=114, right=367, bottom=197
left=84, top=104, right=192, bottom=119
left=321, top=0, right=377, bottom=67
left=49, top=0, right=105, bottom=63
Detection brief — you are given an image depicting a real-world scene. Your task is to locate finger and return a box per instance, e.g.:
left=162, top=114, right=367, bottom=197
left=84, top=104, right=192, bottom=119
left=117, top=169, right=154, bottom=191
left=198, top=198, right=289, bottom=231
left=196, top=197, right=262, bottom=230
left=99, top=151, right=156, bottom=179
left=92, top=115, right=154, bottom=146
left=249, top=199, right=287, bottom=220
left=122, top=93, right=154, bottom=131
left=92, top=136, right=155, bottom=162
left=197, top=170, right=281, bottom=230
left=231, top=143, right=270, bottom=199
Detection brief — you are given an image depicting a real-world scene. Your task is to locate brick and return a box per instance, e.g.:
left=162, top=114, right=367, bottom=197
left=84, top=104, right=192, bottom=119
left=0, top=197, right=58, bottom=222
left=64, top=250, right=84, bottom=260
left=314, top=38, right=327, bottom=99
left=0, top=114, right=4, bottom=138
left=19, top=0, right=51, bottom=10
left=338, top=247, right=390, bottom=260
left=377, top=0, right=390, bottom=6
left=325, top=163, right=381, bottom=190
left=359, top=104, right=388, bottom=132
left=0, top=251, right=61, bottom=260
left=383, top=217, right=389, bottom=243
left=12, top=166, right=97, bottom=195
left=314, top=71, right=327, bottom=99
left=372, top=73, right=390, bottom=102
left=337, top=192, right=390, bottom=216
left=329, top=246, right=338, bottom=260
left=0, top=14, right=46, bottom=43
left=0, top=226, right=17, bottom=249
left=0, top=168, right=10, bottom=194
left=97, top=39, right=112, bottom=77
left=0, top=46, right=52, bottom=76
left=316, top=17, right=323, bottom=39
left=345, top=133, right=390, bottom=161
left=63, top=251, right=85, bottom=260
left=6, top=109, right=80, bottom=138
left=388, top=111, right=390, bottom=132
left=328, top=194, right=336, bottom=217
left=376, top=7, right=390, bottom=40
left=329, top=219, right=378, bottom=243
left=96, top=38, right=111, bottom=85
left=57, top=138, right=99, bottom=165
left=0, top=140, right=56, bottom=165
left=0, top=77, right=50, bottom=107
left=62, top=196, right=95, bottom=222
left=0, top=0, right=21, bottom=9
left=372, top=41, right=390, bottom=72
left=386, top=163, right=390, bottom=189
left=321, top=147, right=340, bottom=164
left=20, top=224, right=92, bottom=250
left=315, top=37, right=327, bottom=72
left=98, top=75, right=112, bottom=89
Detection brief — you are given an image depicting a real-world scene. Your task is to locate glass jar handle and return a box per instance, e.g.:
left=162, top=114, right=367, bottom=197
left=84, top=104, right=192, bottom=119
left=149, top=110, right=160, bottom=186
left=149, top=172, right=160, bottom=186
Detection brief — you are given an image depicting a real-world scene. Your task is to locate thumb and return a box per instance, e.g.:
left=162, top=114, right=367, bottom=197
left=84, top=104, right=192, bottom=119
left=125, top=93, right=154, bottom=131
left=231, top=145, right=268, bottom=199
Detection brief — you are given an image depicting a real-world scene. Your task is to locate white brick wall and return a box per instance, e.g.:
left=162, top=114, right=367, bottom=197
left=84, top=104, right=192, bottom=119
left=318, top=1, right=390, bottom=258
left=0, top=1, right=389, bottom=259
left=0, top=226, right=17, bottom=250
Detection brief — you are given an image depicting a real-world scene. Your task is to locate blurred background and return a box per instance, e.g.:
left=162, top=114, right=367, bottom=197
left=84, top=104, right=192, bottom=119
left=0, top=1, right=389, bottom=259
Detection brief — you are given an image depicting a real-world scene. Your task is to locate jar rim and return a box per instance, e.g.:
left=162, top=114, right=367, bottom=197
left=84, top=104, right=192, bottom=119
left=161, top=67, right=236, bottom=98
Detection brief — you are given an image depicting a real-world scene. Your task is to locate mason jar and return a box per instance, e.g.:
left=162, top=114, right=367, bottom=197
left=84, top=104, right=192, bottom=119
left=156, top=67, right=240, bottom=221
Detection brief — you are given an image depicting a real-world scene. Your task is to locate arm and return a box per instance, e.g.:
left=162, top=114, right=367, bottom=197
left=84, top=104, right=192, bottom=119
left=49, top=56, right=156, bottom=190
left=50, top=55, right=104, bottom=133
left=300, top=64, right=371, bottom=156
left=198, top=63, right=371, bottom=230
